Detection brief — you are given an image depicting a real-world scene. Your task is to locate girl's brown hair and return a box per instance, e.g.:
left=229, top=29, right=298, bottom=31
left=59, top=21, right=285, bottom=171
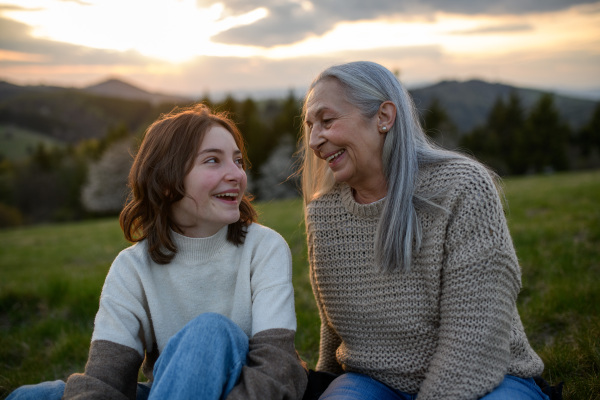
left=119, top=103, right=257, bottom=264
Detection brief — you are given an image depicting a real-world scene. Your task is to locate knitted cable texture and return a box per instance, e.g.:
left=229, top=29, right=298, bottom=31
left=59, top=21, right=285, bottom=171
left=306, top=159, right=544, bottom=400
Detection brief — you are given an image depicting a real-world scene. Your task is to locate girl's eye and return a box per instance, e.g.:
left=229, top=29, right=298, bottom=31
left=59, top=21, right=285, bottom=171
left=205, top=157, right=218, bottom=164
left=235, top=158, right=245, bottom=168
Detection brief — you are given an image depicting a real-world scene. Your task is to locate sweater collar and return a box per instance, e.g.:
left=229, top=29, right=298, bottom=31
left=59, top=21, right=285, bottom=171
left=170, top=226, right=229, bottom=264
left=340, top=184, right=385, bottom=218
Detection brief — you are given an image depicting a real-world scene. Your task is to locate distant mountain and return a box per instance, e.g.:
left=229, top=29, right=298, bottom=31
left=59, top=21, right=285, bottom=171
left=0, top=79, right=192, bottom=143
left=0, top=80, right=64, bottom=102
left=0, top=78, right=597, bottom=145
left=409, top=79, right=597, bottom=133
left=83, top=78, right=191, bottom=105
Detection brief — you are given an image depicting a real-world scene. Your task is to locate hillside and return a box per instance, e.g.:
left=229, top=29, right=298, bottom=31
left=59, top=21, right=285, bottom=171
left=0, top=77, right=597, bottom=147
left=84, top=78, right=191, bottom=105
left=409, top=79, right=597, bottom=133
left=0, top=79, right=193, bottom=144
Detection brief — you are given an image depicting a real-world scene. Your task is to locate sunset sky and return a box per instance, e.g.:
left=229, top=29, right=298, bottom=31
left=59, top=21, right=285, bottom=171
left=1, top=0, right=599, bottom=99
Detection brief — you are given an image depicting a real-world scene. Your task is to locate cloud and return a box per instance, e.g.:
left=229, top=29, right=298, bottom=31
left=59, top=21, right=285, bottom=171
left=412, top=0, right=600, bottom=14
left=210, top=0, right=599, bottom=46
left=0, top=16, right=154, bottom=66
left=449, top=23, right=533, bottom=35
left=1, top=0, right=598, bottom=96
left=211, top=2, right=335, bottom=46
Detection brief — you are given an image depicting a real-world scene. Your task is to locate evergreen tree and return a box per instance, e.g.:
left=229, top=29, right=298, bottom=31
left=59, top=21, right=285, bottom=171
left=421, top=98, right=459, bottom=149
left=459, top=97, right=507, bottom=174
left=498, top=92, right=527, bottom=174
left=273, top=90, right=302, bottom=141
left=577, top=102, right=600, bottom=156
left=238, top=98, right=270, bottom=174
left=216, top=94, right=238, bottom=121
left=199, top=93, right=214, bottom=110
left=523, top=93, right=570, bottom=173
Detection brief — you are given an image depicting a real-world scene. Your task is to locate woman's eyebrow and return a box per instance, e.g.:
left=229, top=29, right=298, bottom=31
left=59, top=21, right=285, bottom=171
left=306, top=106, right=328, bottom=123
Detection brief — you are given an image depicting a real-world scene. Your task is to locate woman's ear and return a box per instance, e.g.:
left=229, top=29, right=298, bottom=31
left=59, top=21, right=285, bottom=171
left=377, top=101, right=396, bottom=133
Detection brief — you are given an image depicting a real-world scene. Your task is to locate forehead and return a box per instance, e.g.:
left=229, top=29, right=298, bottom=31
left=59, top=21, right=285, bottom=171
left=199, top=125, right=239, bottom=150
left=305, top=79, right=349, bottom=118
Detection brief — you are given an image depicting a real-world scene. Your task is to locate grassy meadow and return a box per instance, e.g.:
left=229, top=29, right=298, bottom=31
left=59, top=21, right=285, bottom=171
left=1, top=170, right=599, bottom=399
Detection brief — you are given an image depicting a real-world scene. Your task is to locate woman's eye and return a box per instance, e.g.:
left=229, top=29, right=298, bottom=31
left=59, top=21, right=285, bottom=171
left=323, top=118, right=333, bottom=127
left=205, top=157, right=217, bottom=164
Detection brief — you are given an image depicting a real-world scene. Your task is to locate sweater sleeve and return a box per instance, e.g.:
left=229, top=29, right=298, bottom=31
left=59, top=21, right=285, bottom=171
left=418, top=165, right=522, bottom=400
left=63, top=340, right=143, bottom=400
left=307, top=226, right=344, bottom=374
left=91, top=248, right=152, bottom=356
left=63, top=247, right=151, bottom=399
left=248, top=226, right=297, bottom=334
left=224, top=226, right=307, bottom=399
left=226, top=329, right=308, bottom=400
left=315, top=315, right=344, bottom=374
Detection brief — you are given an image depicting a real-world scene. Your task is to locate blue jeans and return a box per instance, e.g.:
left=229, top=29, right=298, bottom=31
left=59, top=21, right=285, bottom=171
left=6, top=313, right=249, bottom=400
left=4, top=381, right=151, bottom=400
left=320, top=372, right=550, bottom=400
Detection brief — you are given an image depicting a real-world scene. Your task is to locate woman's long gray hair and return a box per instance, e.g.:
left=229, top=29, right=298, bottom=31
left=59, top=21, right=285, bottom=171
left=300, top=61, right=467, bottom=272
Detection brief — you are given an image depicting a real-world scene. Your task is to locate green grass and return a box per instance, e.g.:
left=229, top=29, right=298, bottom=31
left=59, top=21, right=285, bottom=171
left=502, top=171, right=600, bottom=399
left=1, top=170, right=599, bottom=399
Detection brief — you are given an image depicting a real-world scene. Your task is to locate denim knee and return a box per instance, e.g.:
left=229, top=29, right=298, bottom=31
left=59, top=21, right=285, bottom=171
left=6, top=380, right=65, bottom=400
left=185, top=313, right=242, bottom=335
left=149, top=313, right=249, bottom=400
left=321, top=372, right=415, bottom=400
left=481, top=375, right=550, bottom=400
left=178, top=312, right=248, bottom=351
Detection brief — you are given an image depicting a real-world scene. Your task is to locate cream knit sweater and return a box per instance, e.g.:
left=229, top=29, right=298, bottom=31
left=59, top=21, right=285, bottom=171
left=91, top=223, right=296, bottom=354
left=63, top=223, right=307, bottom=400
left=306, top=158, right=544, bottom=400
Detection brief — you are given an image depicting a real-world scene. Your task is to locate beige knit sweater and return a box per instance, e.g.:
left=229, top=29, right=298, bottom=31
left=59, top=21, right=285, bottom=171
left=306, top=158, right=544, bottom=400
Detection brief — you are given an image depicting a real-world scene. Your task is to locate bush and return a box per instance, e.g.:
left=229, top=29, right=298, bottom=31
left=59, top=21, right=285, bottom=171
left=0, top=203, right=23, bottom=228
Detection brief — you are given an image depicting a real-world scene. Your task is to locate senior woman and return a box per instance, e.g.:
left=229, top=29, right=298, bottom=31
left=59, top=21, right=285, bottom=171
left=299, top=61, right=548, bottom=400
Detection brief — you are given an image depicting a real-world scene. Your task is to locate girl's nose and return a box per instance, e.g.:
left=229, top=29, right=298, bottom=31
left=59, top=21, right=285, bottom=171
left=225, top=161, right=246, bottom=182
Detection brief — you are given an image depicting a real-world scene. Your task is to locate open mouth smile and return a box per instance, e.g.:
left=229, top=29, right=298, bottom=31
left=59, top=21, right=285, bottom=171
left=326, top=149, right=345, bottom=163
left=215, top=193, right=239, bottom=202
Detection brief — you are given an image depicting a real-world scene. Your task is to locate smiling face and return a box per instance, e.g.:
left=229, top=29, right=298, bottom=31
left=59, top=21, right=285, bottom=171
left=305, top=78, right=387, bottom=202
left=171, top=125, right=247, bottom=238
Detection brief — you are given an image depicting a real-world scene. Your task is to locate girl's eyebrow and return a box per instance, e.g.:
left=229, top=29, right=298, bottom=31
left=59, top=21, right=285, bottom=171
left=198, top=148, right=242, bottom=155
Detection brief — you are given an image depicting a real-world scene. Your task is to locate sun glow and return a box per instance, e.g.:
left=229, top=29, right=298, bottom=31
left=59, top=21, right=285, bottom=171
left=3, top=1, right=599, bottom=64
left=1, top=0, right=268, bottom=62
left=1, top=0, right=598, bottom=93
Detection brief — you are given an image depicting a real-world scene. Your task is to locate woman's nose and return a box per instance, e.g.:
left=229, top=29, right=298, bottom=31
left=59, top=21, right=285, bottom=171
left=308, top=126, right=325, bottom=152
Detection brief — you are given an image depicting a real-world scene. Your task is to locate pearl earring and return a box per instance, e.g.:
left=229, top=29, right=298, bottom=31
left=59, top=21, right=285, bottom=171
left=381, top=126, right=387, bottom=132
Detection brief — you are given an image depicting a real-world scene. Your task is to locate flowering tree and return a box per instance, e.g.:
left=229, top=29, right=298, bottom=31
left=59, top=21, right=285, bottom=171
left=81, top=138, right=134, bottom=213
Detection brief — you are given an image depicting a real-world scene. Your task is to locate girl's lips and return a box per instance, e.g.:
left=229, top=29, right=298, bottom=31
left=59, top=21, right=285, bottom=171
left=214, top=191, right=240, bottom=203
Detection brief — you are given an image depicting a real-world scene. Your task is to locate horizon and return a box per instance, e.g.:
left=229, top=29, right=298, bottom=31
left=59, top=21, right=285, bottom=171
left=4, top=74, right=599, bottom=104
left=1, top=1, right=599, bottom=100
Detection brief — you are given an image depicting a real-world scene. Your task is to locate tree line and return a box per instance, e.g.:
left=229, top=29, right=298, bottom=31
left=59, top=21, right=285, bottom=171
left=0, top=92, right=302, bottom=227
left=0, top=90, right=598, bottom=228
left=423, top=92, right=600, bottom=176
